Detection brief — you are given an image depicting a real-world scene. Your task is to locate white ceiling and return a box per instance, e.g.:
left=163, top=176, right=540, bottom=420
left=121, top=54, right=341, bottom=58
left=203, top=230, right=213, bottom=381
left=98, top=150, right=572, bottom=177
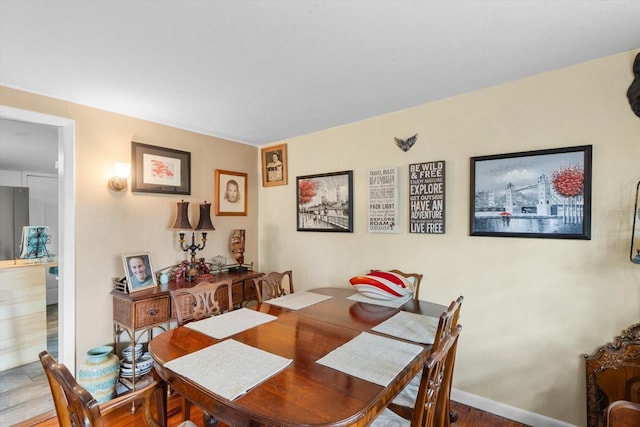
left=1, top=0, right=639, bottom=151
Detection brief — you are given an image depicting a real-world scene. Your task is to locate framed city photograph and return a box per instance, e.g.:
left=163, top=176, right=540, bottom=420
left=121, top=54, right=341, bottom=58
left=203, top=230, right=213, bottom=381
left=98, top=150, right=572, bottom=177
left=261, top=143, right=288, bottom=187
left=122, top=252, right=157, bottom=293
left=297, top=170, right=353, bottom=232
left=470, top=145, right=592, bottom=239
left=131, top=142, right=191, bottom=194
left=215, top=169, right=248, bottom=216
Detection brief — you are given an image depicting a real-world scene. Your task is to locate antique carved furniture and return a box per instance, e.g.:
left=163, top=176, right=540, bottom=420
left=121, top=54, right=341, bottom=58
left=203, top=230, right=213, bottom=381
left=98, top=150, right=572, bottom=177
left=170, top=279, right=234, bottom=424
left=252, top=270, right=293, bottom=303
left=111, top=269, right=262, bottom=391
left=370, top=269, right=424, bottom=299
left=585, top=323, right=640, bottom=427
left=387, top=296, right=464, bottom=427
left=38, top=350, right=183, bottom=427
left=606, top=400, right=640, bottom=427
left=149, top=287, right=447, bottom=426
left=371, top=325, right=462, bottom=427
left=170, top=279, right=233, bottom=326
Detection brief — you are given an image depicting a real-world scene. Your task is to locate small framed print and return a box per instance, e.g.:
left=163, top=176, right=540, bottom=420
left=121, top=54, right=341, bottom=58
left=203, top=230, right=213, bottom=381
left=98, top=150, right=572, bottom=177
left=216, top=169, right=248, bottom=216
left=470, top=145, right=592, bottom=239
left=122, top=252, right=157, bottom=293
left=297, top=170, right=353, bottom=232
left=261, top=143, right=288, bottom=187
left=131, top=142, right=191, bottom=194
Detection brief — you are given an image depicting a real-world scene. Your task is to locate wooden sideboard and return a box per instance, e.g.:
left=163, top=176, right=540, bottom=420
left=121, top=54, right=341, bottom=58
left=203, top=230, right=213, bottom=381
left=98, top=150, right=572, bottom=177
left=111, top=269, right=263, bottom=390
left=584, top=323, right=640, bottom=427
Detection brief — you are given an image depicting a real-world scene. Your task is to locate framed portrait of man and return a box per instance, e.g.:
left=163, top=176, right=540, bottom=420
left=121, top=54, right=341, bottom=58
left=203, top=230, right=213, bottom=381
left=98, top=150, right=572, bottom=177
left=122, top=252, right=157, bottom=292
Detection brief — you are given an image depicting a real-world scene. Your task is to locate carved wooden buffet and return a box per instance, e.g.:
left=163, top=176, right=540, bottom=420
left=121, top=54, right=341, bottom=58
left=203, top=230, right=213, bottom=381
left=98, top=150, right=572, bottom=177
left=111, top=269, right=263, bottom=390
left=584, top=323, right=640, bottom=427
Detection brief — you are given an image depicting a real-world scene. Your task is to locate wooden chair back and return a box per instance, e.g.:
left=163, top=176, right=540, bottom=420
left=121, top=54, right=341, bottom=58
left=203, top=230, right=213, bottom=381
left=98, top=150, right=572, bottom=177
left=607, top=400, right=640, bottom=427
left=170, top=279, right=233, bottom=326
left=39, top=350, right=166, bottom=427
left=370, top=269, right=423, bottom=299
left=437, top=296, right=463, bottom=426
left=432, top=296, right=463, bottom=352
left=387, top=296, right=464, bottom=425
left=411, top=325, right=462, bottom=427
left=253, top=270, right=293, bottom=303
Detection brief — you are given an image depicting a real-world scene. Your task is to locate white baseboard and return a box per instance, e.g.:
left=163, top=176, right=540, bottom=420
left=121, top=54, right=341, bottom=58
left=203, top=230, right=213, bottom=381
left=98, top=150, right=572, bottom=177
left=451, top=388, right=578, bottom=427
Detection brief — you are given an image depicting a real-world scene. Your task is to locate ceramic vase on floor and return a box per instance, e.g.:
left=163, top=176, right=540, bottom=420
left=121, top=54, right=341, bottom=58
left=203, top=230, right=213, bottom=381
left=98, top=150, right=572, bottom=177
left=77, top=345, right=120, bottom=403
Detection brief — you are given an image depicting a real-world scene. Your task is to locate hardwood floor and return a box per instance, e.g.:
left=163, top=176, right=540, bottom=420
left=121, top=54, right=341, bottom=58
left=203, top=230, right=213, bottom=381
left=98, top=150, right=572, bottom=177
left=16, top=392, right=531, bottom=427
left=0, top=304, right=57, bottom=426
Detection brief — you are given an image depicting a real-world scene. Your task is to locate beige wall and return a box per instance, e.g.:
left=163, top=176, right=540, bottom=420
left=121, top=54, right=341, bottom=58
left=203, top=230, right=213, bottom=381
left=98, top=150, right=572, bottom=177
left=0, top=86, right=259, bottom=370
left=2, top=49, right=638, bottom=425
left=258, top=50, right=640, bottom=425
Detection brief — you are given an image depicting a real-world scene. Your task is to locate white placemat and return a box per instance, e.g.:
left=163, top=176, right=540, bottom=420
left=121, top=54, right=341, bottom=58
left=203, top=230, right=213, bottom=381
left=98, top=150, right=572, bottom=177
left=347, top=292, right=412, bottom=308
left=371, top=311, right=439, bottom=345
left=265, top=291, right=332, bottom=310
left=164, top=339, right=292, bottom=400
left=185, top=308, right=276, bottom=339
left=316, top=332, right=423, bottom=387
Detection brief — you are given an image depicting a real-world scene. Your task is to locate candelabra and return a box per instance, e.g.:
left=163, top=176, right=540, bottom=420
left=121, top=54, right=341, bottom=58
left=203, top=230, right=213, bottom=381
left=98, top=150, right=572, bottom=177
left=171, top=200, right=215, bottom=281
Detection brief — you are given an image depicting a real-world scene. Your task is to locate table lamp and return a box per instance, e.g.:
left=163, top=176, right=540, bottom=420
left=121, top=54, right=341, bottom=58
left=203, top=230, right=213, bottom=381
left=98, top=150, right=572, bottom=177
left=171, top=200, right=215, bottom=281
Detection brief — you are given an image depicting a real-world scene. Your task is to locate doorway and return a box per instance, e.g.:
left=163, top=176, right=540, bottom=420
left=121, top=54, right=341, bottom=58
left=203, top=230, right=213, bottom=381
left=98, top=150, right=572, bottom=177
left=0, top=105, right=76, bottom=372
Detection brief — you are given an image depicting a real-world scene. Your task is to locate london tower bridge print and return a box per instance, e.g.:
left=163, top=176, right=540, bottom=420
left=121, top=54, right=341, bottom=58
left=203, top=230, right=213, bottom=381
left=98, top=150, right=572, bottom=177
left=471, top=146, right=591, bottom=239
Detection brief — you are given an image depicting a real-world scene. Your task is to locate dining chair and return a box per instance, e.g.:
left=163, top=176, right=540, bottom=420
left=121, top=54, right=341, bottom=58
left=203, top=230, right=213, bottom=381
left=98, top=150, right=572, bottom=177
left=370, top=269, right=423, bottom=300
left=387, top=295, right=464, bottom=426
left=39, top=350, right=187, bottom=427
left=170, top=279, right=234, bottom=326
left=252, top=270, right=293, bottom=303
left=607, top=400, right=640, bottom=427
left=169, top=279, right=234, bottom=424
left=371, top=325, right=462, bottom=427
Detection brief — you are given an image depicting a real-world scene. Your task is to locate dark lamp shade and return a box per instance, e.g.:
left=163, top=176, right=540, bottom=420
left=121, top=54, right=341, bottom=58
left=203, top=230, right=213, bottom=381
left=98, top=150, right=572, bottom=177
left=194, top=202, right=215, bottom=231
left=171, top=200, right=193, bottom=230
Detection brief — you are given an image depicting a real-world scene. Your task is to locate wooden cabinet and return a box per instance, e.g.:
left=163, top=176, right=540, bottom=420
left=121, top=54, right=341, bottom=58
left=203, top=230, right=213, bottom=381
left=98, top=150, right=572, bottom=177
left=111, top=270, right=262, bottom=390
left=584, top=324, right=640, bottom=427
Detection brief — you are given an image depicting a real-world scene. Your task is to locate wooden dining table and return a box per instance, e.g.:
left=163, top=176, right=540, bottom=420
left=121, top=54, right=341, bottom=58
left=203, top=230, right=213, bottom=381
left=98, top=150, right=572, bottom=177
left=148, top=287, right=446, bottom=427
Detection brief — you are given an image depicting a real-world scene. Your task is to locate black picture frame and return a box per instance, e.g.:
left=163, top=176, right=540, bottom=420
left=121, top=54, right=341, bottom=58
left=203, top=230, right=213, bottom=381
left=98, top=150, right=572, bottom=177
left=470, top=145, right=592, bottom=239
left=297, top=170, right=353, bottom=232
left=131, top=142, right=191, bottom=194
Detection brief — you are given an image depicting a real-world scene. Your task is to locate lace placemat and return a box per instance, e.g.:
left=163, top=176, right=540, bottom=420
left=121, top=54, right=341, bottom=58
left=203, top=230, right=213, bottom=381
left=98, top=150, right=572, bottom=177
left=185, top=308, right=277, bottom=339
left=371, top=311, right=439, bottom=344
left=164, top=339, right=292, bottom=400
left=347, top=292, right=412, bottom=308
left=316, top=332, right=423, bottom=387
left=265, top=291, right=332, bottom=310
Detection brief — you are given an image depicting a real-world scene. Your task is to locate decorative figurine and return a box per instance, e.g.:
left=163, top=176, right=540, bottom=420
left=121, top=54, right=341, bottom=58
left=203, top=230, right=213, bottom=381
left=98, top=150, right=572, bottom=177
left=394, top=133, right=418, bottom=152
left=229, top=229, right=245, bottom=265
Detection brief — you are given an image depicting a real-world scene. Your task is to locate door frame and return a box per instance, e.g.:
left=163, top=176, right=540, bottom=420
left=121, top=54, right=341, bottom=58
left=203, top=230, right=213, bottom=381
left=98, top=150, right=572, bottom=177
left=0, top=105, right=76, bottom=372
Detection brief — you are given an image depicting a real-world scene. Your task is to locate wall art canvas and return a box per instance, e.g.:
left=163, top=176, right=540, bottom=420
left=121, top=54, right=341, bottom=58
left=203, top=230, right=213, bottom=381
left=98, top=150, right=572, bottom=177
left=368, top=167, right=399, bottom=233
left=297, top=170, right=353, bottom=232
left=409, top=161, right=445, bottom=234
left=470, top=145, right=592, bottom=239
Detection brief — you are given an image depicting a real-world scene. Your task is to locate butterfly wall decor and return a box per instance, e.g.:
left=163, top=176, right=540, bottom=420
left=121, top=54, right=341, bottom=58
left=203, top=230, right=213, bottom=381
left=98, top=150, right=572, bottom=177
left=394, top=133, right=418, bottom=152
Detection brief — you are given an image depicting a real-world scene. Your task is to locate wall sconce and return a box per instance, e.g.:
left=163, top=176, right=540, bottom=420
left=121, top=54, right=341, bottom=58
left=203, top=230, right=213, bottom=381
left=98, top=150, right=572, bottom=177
left=630, top=180, right=640, bottom=264
left=171, top=200, right=215, bottom=281
left=108, top=162, right=131, bottom=192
